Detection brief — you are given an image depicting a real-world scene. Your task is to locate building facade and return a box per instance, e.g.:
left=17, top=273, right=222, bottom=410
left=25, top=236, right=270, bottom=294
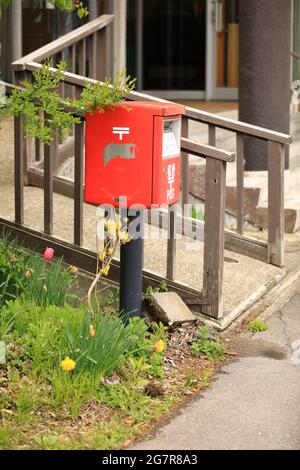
left=0, top=0, right=299, bottom=101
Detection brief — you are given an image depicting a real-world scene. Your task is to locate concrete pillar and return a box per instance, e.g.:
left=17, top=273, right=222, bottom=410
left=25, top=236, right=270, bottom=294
left=0, top=5, right=12, bottom=81
left=89, top=0, right=98, bottom=20
left=11, top=0, right=22, bottom=62
left=112, top=0, right=127, bottom=74
left=239, top=0, right=291, bottom=170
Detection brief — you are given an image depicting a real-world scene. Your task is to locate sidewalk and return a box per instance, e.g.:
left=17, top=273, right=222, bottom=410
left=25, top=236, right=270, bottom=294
left=133, top=282, right=300, bottom=450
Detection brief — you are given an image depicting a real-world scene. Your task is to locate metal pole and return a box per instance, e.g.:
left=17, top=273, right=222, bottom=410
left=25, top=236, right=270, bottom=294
left=119, top=210, right=144, bottom=319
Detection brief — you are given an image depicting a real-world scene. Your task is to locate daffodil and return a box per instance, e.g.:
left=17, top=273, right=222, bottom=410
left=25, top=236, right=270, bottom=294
left=60, top=356, right=76, bottom=372
left=89, top=325, right=96, bottom=337
left=99, top=251, right=106, bottom=262
left=107, top=247, right=114, bottom=256
left=154, top=339, right=164, bottom=353
left=69, top=265, right=78, bottom=274
left=25, top=269, right=33, bottom=279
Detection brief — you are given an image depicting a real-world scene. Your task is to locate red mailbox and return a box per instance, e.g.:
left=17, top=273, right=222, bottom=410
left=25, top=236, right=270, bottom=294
left=85, top=101, right=185, bottom=208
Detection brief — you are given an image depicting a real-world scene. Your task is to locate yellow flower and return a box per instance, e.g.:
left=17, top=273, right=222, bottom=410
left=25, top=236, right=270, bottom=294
left=60, top=356, right=76, bottom=372
left=154, top=339, right=164, bottom=353
left=104, top=220, right=118, bottom=238
left=107, top=247, right=113, bottom=256
left=89, top=325, right=96, bottom=337
left=69, top=265, right=78, bottom=274
left=99, top=251, right=106, bottom=262
left=100, top=264, right=110, bottom=276
left=118, top=231, right=131, bottom=243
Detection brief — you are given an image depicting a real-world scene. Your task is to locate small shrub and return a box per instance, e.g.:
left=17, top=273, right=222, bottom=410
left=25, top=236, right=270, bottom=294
left=192, top=325, right=226, bottom=360
left=145, top=282, right=168, bottom=299
left=247, top=319, right=268, bottom=333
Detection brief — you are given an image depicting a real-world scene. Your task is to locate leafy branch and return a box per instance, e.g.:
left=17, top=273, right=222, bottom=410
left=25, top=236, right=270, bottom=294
left=79, top=71, right=137, bottom=114
left=1, top=60, right=136, bottom=144
left=0, top=0, right=89, bottom=19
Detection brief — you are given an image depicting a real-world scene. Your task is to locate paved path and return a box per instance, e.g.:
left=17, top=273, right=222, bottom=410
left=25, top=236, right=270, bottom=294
left=133, top=288, right=300, bottom=450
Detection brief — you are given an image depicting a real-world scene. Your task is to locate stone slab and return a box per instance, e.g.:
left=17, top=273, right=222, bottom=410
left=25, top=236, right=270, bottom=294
left=150, top=292, right=196, bottom=325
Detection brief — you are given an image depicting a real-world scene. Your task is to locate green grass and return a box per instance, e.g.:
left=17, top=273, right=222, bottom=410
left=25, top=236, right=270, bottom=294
left=0, top=294, right=169, bottom=449
left=0, top=232, right=77, bottom=309
left=190, top=206, right=205, bottom=222
left=0, top=238, right=224, bottom=450
left=247, top=319, right=268, bottom=333
left=191, top=325, right=227, bottom=360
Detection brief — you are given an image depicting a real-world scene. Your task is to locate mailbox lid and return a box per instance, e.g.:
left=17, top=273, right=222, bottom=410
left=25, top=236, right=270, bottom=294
left=85, top=103, right=155, bottom=207
left=120, top=101, right=186, bottom=117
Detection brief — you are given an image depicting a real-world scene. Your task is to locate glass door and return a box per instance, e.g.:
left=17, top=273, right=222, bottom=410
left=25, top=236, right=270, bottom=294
left=127, top=0, right=207, bottom=99
left=206, top=0, right=239, bottom=100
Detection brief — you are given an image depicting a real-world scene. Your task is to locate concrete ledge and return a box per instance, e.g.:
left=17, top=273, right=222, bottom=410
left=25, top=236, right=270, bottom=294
left=195, top=269, right=287, bottom=331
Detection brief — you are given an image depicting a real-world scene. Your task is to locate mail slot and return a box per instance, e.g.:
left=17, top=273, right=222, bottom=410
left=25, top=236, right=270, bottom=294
left=84, top=101, right=186, bottom=208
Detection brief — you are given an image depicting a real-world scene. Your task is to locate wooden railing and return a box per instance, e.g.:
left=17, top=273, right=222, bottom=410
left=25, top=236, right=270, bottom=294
left=16, top=61, right=291, bottom=267
left=0, top=14, right=291, bottom=321
left=1, top=78, right=233, bottom=319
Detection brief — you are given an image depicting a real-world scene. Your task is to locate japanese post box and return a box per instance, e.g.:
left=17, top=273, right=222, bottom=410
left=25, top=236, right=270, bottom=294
left=84, top=101, right=185, bottom=208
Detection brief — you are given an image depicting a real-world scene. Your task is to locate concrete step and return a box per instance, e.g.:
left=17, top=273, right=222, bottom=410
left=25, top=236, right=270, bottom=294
left=257, top=193, right=300, bottom=233
left=189, top=163, right=299, bottom=232
left=291, top=111, right=300, bottom=137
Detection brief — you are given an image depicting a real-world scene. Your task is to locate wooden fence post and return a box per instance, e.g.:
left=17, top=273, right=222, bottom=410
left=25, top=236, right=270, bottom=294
left=14, top=115, right=24, bottom=225
left=202, top=157, right=226, bottom=318
left=268, top=140, right=285, bottom=267
left=181, top=116, right=189, bottom=208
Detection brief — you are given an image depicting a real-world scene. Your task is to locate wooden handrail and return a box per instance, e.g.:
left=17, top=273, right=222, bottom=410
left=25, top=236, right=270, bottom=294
left=18, top=61, right=292, bottom=145
left=11, top=15, right=114, bottom=70
left=181, top=137, right=235, bottom=163
left=1, top=80, right=235, bottom=165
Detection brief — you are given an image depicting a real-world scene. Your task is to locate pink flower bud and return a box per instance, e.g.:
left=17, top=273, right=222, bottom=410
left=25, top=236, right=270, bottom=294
left=43, top=247, right=54, bottom=261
